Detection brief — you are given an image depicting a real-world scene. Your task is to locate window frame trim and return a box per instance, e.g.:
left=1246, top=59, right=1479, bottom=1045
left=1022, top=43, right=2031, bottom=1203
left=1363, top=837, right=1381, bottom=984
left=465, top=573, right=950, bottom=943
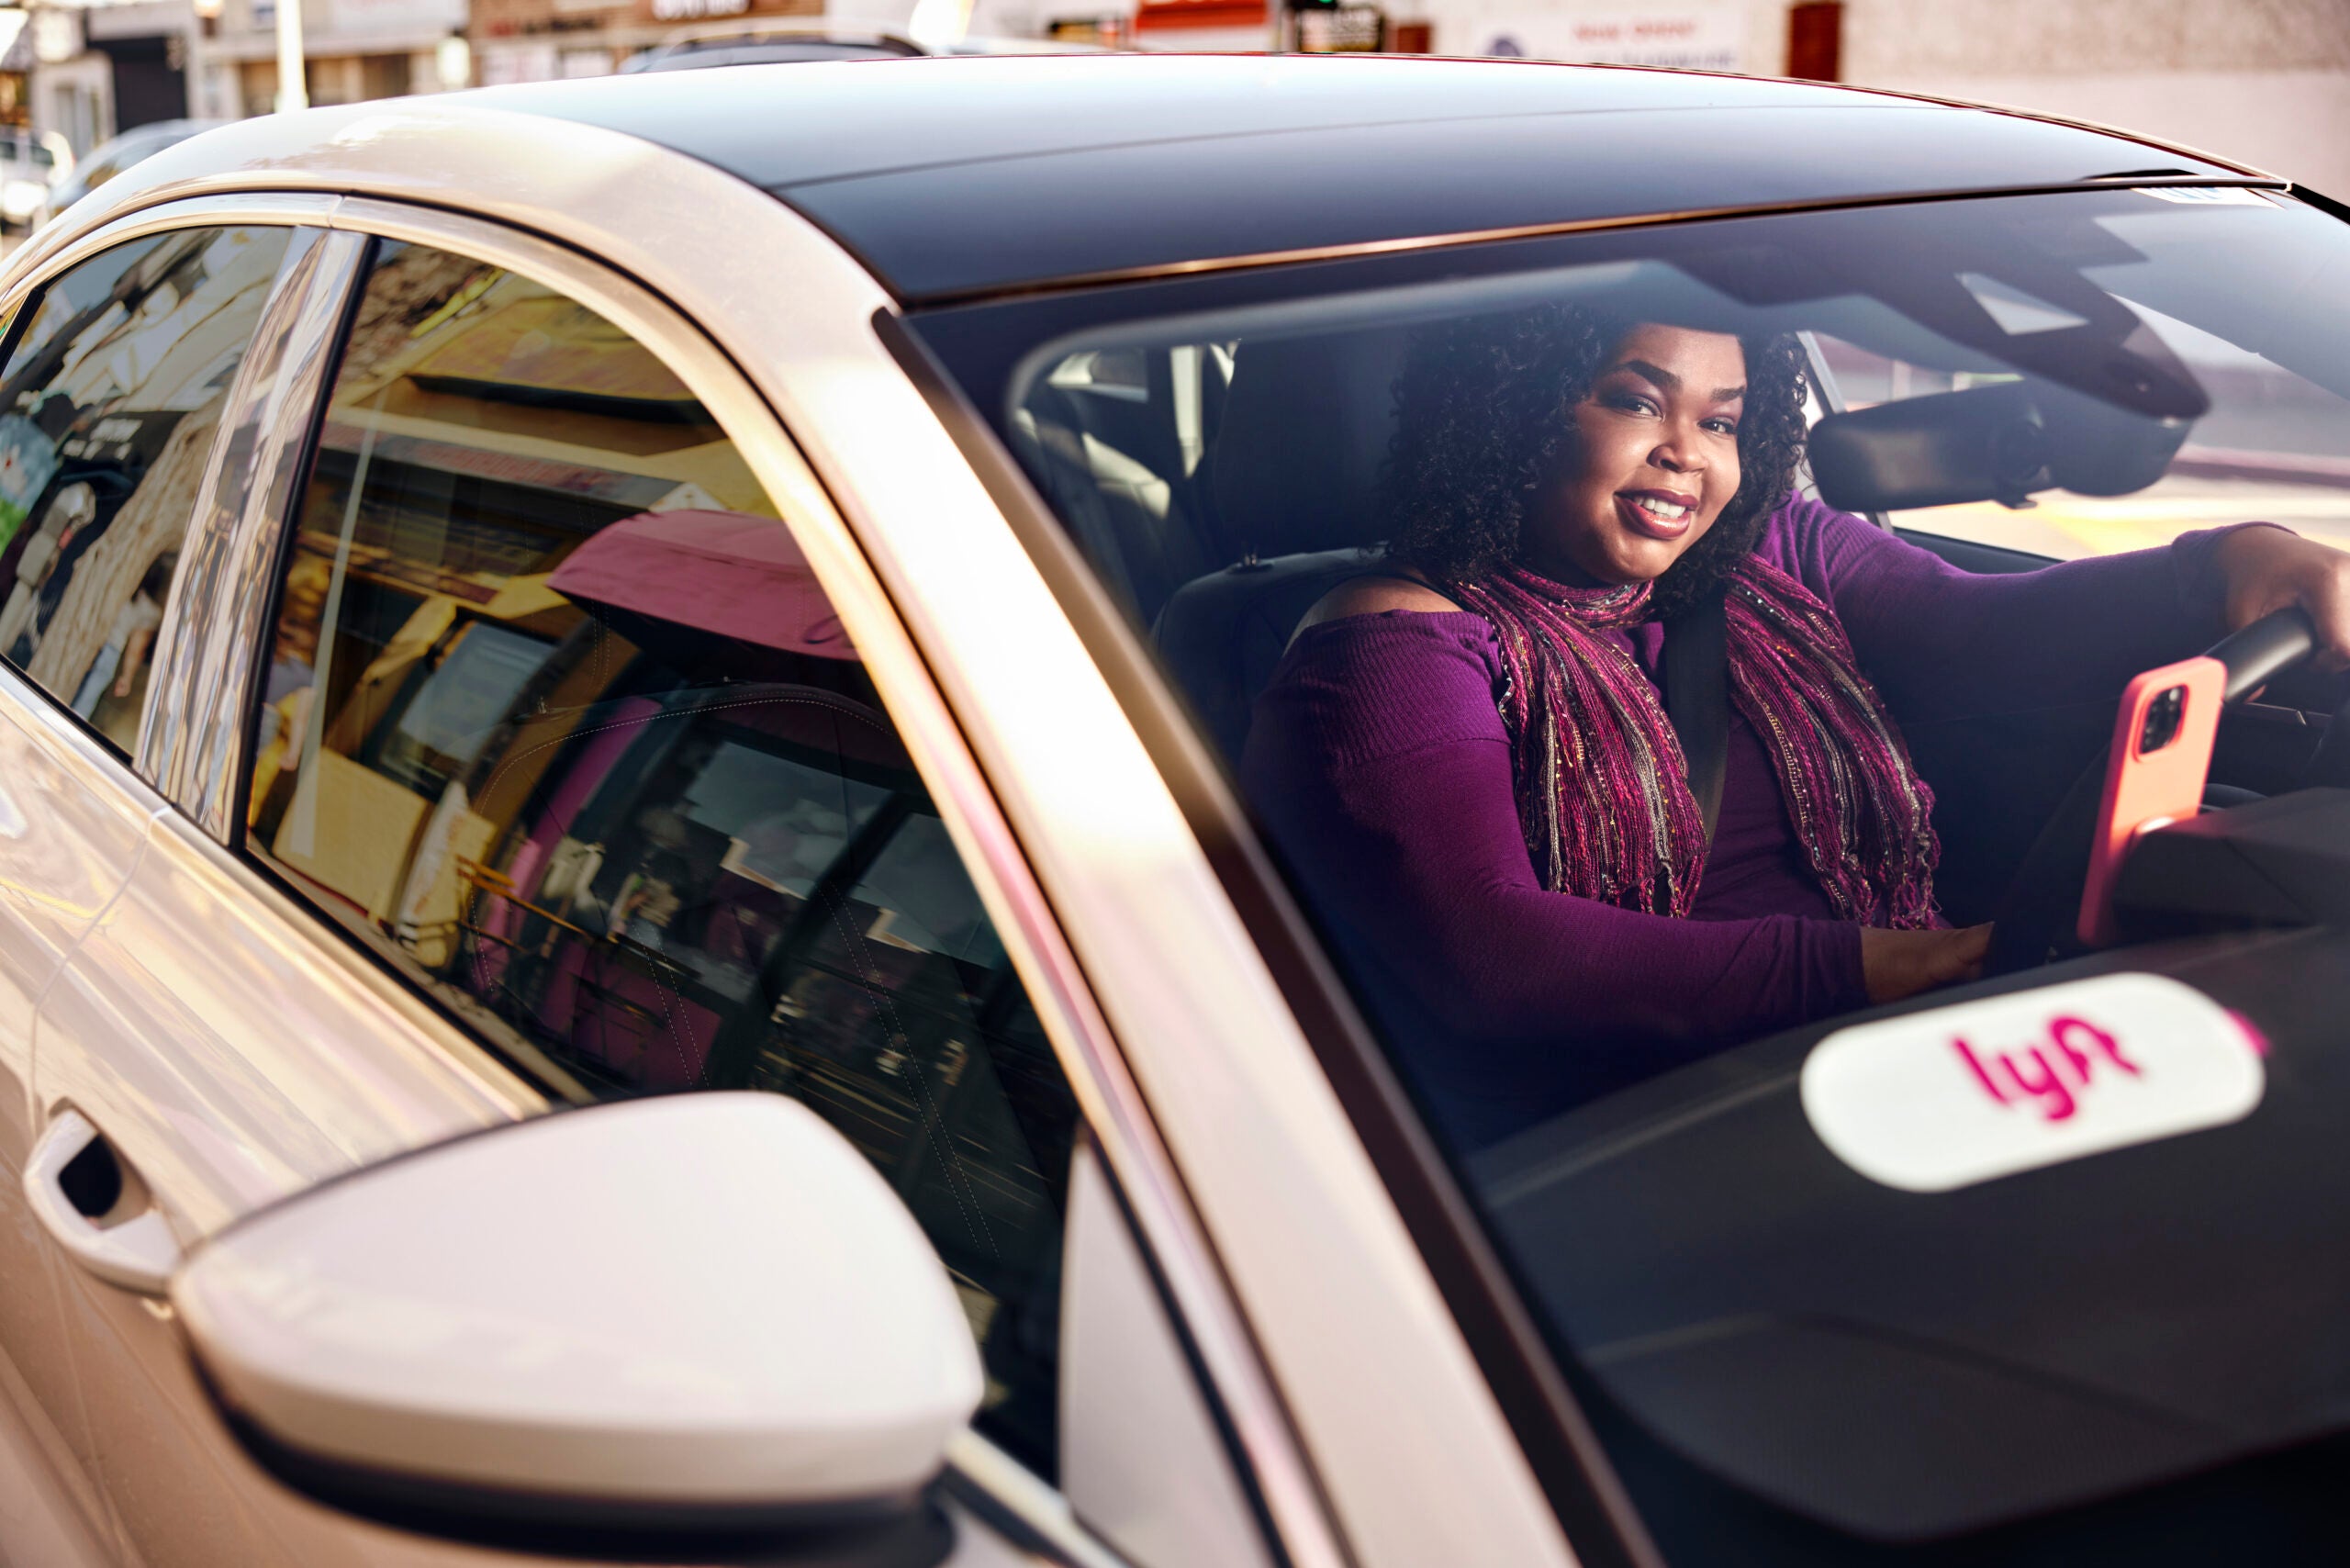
left=139, top=221, right=370, bottom=832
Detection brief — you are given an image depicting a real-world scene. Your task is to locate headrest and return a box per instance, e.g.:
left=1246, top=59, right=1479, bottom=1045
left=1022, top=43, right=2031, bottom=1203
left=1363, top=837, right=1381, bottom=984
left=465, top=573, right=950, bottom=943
left=1208, top=329, right=1410, bottom=561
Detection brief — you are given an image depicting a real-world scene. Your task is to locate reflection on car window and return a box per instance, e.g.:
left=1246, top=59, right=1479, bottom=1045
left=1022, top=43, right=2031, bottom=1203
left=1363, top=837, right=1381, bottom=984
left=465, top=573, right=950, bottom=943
left=912, top=187, right=2350, bottom=1562
left=250, top=239, right=1078, bottom=1477
left=0, top=226, right=296, bottom=751
left=1819, top=294, right=2350, bottom=559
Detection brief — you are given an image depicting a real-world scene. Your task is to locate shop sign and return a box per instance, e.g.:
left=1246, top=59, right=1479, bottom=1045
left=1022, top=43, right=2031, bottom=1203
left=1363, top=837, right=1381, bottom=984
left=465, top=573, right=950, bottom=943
left=1473, top=6, right=1742, bottom=70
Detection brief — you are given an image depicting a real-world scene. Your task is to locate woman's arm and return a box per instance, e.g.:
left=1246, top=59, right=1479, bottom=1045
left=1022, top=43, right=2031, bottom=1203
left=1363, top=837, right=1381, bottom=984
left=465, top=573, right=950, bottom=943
left=1777, top=498, right=2258, bottom=725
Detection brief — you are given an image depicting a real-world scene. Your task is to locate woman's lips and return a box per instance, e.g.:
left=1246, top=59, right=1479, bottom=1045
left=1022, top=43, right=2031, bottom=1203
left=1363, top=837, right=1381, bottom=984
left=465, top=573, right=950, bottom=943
left=1615, top=489, right=1697, bottom=542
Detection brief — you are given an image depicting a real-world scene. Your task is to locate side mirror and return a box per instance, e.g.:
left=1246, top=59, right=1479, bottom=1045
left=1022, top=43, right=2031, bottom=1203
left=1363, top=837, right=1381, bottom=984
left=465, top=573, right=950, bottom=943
left=1809, top=378, right=2191, bottom=514
left=172, top=1094, right=980, bottom=1559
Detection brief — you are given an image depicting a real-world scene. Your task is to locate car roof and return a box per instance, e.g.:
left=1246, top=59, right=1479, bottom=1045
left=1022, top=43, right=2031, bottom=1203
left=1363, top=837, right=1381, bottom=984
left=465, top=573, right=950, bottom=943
left=455, top=54, right=2256, bottom=304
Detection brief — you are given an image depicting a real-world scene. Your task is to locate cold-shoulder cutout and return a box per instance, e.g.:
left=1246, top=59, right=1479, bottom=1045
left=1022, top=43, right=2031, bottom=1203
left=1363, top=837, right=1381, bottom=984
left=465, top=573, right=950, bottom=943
left=1293, top=574, right=1464, bottom=642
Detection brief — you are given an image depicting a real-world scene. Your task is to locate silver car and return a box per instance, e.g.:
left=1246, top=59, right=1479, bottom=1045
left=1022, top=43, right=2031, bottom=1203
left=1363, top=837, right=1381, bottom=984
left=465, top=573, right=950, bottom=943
left=0, top=51, right=2345, bottom=1568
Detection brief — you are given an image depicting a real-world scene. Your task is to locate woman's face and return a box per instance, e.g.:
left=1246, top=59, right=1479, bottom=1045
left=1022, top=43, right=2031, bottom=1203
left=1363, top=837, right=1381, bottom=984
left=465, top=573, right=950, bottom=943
left=1523, top=324, right=1747, bottom=587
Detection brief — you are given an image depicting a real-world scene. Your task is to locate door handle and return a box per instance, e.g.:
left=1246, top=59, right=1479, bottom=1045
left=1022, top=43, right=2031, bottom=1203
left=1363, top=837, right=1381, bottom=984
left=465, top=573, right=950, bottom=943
left=25, top=1109, right=178, bottom=1295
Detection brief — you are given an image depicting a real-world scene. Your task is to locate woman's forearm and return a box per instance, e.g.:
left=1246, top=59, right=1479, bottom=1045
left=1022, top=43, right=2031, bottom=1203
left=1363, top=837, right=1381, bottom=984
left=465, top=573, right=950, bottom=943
left=1789, top=499, right=2245, bottom=724
left=1314, top=738, right=1867, bottom=1047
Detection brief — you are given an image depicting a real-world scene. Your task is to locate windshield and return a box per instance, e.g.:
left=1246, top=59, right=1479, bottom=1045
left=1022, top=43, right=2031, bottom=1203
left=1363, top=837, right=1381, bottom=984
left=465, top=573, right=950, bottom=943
left=912, top=185, right=2350, bottom=1563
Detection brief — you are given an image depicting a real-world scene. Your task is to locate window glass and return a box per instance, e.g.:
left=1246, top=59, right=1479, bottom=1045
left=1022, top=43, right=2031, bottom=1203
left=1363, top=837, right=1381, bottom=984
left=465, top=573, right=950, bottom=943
left=0, top=226, right=295, bottom=750
left=251, top=240, right=1077, bottom=1476
left=910, top=188, right=2350, bottom=1562
left=1818, top=295, right=2350, bottom=559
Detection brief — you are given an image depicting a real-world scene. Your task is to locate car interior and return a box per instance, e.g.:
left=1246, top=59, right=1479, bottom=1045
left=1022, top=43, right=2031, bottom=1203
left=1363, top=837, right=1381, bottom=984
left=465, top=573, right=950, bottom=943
left=943, top=187, right=2350, bottom=1563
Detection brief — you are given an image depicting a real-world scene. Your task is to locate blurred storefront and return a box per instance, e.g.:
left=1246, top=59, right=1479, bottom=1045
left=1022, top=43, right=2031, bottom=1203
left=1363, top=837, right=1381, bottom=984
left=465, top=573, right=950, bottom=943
left=26, top=0, right=197, bottom=152
left=470, top=0, right=820, bottom=84
left=1006, top=0, right=2349, bottom=202
left=200, top=0, right=464, bottom=117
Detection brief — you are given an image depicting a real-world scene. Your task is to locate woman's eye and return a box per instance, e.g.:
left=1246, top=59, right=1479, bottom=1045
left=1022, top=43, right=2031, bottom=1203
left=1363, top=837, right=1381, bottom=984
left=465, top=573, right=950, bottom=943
left=1705, top=417, right=1740, bottom=435
left=1608, top=392, right=1658, bottom=416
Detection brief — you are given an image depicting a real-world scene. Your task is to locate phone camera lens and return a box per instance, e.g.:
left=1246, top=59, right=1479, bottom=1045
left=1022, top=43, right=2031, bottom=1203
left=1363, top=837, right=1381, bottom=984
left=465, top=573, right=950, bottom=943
left=2139, top=685, right=2188, bottom=754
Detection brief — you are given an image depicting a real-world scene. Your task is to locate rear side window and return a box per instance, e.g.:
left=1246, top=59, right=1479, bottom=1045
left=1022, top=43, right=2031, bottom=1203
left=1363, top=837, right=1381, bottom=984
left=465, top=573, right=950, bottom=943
left=0, top=226, right=296, bottom=750
left=246, top=238, right=1079, bottom=1477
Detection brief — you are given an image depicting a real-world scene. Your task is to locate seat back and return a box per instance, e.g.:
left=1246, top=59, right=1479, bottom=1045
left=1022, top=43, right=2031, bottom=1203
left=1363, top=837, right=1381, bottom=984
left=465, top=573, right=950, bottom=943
left=1155, top=327, right=1411, bottom=759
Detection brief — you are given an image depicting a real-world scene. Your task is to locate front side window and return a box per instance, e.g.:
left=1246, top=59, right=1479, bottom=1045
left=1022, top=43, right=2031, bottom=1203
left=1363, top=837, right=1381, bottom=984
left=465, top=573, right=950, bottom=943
left=0, top=225, right=297, bottom=750
left=249, top=238, right=1077, bottom=1477
left=912, top=187, right=2350, bottom=1561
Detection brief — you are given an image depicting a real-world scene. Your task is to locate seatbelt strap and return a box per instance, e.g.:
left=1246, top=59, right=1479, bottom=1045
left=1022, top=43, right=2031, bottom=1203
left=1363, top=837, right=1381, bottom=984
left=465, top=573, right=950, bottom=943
left=1662, top=587, right=1731, bottom=845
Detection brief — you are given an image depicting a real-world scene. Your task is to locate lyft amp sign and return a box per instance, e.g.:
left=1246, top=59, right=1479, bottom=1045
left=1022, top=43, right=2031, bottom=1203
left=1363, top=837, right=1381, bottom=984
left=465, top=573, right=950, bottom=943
left=1801, top=973, right=2266, bottom=1193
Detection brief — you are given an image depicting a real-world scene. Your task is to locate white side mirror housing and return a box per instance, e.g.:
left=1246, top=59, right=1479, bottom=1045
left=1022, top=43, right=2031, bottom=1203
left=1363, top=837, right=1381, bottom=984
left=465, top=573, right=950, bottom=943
left=173, top=1094, right=981, bottom=1542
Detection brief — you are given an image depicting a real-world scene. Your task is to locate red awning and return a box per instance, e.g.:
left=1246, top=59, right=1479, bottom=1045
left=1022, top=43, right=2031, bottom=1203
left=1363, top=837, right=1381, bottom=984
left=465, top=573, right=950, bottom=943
left=1135, top=0, right=1267, bottom=29
left=547, top=509, right=856, bottom=661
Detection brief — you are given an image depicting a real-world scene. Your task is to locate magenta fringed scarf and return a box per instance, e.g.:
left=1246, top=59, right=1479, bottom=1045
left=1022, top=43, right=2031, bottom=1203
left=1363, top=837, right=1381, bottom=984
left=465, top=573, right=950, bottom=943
left=1442, top=558, right=1941, bottom=927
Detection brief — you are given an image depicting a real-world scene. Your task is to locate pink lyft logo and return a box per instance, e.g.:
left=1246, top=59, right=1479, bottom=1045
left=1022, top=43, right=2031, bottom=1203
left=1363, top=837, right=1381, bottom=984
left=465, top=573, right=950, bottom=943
left=1953, top=1017, right=2138, bottom=1123
left=1801, top=974, right=2265, bottom=1193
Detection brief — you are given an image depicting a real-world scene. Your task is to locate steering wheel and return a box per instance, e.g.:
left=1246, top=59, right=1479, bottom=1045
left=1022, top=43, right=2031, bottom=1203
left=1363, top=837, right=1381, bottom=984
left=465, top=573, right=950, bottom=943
left=1984, top=607, right=2321, bottom=975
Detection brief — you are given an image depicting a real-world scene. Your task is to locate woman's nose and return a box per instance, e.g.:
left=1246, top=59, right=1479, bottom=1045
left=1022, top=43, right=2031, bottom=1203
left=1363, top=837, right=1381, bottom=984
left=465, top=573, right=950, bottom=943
left=1650, top=433, right=1702, bottom=474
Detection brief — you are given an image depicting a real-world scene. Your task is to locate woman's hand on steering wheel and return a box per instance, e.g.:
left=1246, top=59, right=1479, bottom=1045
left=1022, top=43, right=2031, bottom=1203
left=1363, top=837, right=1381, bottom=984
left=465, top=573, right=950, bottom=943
left=2217, top=525, right=2350, bottom=674
left=1861, top=924, right=1993, bottom=1005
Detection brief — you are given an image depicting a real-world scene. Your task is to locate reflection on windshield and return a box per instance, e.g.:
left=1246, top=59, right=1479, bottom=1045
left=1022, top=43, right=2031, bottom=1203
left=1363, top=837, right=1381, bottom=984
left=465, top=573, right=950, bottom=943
left=917, top=185, right=2350, bottom=1559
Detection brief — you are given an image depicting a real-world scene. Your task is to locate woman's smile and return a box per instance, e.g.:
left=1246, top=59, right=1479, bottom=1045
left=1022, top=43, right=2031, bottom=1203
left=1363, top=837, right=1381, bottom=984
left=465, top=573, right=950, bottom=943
left=1616, top=487, right=1700, bottom=541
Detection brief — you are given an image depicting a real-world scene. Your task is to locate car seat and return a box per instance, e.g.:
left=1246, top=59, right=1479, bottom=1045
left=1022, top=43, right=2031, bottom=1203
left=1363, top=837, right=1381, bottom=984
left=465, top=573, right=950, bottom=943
left=1152, top=327, right=1412, bottom=760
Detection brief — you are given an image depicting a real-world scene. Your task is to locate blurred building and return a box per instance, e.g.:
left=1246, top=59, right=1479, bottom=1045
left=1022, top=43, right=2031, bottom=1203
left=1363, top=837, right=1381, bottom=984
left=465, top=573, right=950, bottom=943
left=470, top=0, right=818, bottom=84
left=17, top=0, right=465, bottom=156
left=10, top=0, right=2345, bottom=195
left=979, top=0, right=2350, bottom=197
left=201, top=0, right=464, bottom=118
left=27, top=1, right=199, bottom=152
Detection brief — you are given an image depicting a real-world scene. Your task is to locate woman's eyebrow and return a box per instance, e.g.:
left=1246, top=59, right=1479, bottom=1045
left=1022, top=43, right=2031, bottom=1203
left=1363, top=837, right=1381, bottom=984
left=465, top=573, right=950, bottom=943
left=1612, top=358, right=1745, bottom=402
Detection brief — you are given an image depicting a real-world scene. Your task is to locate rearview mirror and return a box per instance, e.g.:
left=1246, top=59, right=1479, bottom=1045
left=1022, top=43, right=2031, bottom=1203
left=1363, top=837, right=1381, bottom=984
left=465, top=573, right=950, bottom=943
left=1809, top=378, right=2191, bottom=514
left=172, top=1094, right=979, bottom=1559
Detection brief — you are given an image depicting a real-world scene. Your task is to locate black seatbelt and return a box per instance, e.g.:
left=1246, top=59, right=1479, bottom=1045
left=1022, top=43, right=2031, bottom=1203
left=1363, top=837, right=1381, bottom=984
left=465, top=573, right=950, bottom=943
left=1662, top=587, right=1731, bottom=845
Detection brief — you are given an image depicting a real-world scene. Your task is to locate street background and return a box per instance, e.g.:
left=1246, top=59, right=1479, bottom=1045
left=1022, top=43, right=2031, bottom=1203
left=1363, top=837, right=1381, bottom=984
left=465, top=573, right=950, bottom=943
left=0, top=0, right=2339, bottom=196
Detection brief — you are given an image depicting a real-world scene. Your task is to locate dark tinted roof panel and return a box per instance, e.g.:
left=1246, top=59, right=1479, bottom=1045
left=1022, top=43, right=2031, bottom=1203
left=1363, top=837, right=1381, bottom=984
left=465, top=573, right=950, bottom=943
left=791, top=102, right=2226, bottom=300
left=461, top=55, right=2248, bottom=301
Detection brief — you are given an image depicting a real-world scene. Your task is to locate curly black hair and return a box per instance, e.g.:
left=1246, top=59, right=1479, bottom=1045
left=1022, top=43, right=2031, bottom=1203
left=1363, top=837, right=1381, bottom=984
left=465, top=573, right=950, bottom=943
left=1382, top=305, right=1811, bottom=619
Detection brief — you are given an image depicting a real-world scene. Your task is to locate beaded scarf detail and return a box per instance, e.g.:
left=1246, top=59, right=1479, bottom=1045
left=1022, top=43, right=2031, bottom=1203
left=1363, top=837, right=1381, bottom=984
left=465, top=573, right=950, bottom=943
left=1443, top=558, right=1941, bottom=926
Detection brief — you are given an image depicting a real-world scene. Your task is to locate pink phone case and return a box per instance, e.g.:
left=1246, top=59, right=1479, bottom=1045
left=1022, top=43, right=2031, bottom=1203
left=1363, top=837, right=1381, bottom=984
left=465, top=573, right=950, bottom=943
left=2077, top=655, right=2226, bottom=947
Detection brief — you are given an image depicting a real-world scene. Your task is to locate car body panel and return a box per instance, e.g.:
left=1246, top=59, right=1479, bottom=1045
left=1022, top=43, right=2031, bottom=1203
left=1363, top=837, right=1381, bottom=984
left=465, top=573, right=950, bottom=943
left=0, top=195, right=1080, bottom=1568
left=0, top=1323, right=114, bottom=1568
left=11, top=101, right=1579, bottom=1567
left=0, top=666, right=154, bottom=1562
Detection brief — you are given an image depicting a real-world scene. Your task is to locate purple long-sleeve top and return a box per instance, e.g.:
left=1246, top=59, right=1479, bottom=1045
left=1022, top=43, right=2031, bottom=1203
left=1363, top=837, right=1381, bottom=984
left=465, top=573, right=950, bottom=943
left=1240, top=498, right=2244, bottom=1138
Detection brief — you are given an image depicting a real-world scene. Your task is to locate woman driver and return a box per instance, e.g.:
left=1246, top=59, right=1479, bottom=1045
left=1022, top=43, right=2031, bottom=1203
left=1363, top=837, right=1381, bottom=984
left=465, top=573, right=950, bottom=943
left=1241, top=307, right=2350, bottom=1147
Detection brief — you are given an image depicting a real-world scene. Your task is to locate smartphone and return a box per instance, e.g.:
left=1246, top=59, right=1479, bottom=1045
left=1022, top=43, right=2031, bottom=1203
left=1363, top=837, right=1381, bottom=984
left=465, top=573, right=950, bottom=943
left=2077, top=655, right=2226, bottom=947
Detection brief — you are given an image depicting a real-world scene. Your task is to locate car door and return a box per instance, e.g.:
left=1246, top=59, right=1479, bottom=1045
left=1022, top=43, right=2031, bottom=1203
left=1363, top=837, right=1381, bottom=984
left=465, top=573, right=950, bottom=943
left=36, top=200, right=1276, bottom=1568
left=0, top=206, right=358, bottom=1564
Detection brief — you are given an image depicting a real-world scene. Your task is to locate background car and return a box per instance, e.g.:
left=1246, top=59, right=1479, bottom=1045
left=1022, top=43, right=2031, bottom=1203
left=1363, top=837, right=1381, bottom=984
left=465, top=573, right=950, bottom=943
left=0, top=53, right=2342, bottom=1568
left=0, top=128, right=70, bottom=233
left=34, top=119, right=229, bottom=231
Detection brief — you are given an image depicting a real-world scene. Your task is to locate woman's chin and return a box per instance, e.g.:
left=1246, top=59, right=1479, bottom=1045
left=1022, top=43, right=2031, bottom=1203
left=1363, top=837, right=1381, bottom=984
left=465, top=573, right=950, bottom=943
left=1591, top=533, right=1694, bottom=586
